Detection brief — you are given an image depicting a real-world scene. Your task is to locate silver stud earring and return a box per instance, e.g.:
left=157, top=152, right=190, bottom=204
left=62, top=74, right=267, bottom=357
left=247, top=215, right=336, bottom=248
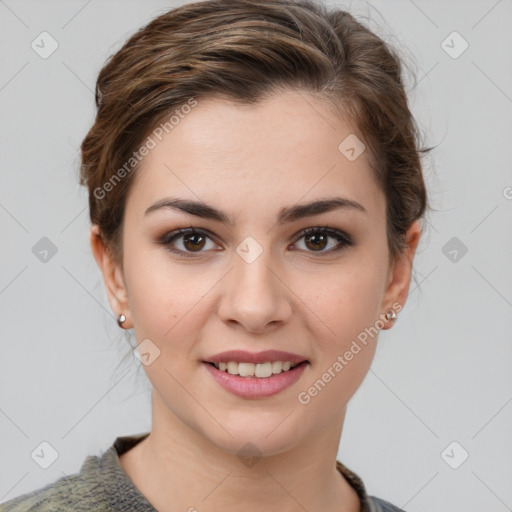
left=117, top=313, right=127, bottom=328
left=385, top=310, right=397, bottom=321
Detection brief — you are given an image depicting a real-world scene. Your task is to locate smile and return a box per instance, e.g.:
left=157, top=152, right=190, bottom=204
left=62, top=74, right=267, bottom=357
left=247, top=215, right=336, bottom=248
left=210, top=360, right=300, bottom=378
left=203, top=360, right=309, bottom=399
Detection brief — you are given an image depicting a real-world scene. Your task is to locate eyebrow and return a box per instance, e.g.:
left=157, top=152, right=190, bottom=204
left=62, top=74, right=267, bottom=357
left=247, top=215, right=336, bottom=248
left=144, top=196, right=367, bottom=225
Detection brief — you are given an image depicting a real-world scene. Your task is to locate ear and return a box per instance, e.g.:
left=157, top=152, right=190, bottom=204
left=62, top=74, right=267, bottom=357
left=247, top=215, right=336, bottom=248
left=380, top=220, right=422, bottom=330
left=89, top=224, right=132, bottom=328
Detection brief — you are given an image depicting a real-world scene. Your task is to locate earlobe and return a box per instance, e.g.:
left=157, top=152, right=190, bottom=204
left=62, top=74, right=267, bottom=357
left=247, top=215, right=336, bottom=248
left=89, top=225, right=132, bottom=328
left=380, top=220, right=422, bottom=330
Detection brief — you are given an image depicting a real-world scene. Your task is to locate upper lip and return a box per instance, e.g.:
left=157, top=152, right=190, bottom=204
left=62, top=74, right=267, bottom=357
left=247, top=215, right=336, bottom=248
left=204, top=349, right=308, bottom=365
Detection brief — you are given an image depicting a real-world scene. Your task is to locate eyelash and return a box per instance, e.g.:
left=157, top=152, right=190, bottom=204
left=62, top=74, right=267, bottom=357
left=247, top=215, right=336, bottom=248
left=158, top=225, right=354, bottom=259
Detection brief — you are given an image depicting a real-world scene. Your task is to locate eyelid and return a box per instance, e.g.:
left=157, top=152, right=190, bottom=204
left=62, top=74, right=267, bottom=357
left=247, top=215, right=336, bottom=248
left=157, top=227, right=222, bottom=256
left=158, top=225, right=353, bottom=258
left=292, top=226, right=352, bottom=245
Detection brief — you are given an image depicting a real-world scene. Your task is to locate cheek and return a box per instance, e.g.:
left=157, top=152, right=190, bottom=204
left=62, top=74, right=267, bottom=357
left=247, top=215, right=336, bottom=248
left=122, top=239, right=200, bottom=341
left=297, top=257, right=386, bottom=351
left=294, top=265, right=383, bottom=423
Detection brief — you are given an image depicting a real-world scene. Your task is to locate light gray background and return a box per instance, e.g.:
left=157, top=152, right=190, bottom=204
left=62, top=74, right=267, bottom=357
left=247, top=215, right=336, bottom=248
left=1, top=1, right=511, bottom=511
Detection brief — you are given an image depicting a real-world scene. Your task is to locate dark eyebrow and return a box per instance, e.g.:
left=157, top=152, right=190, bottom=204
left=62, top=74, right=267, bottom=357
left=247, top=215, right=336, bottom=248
left=144, top=196, right=367, bottom=225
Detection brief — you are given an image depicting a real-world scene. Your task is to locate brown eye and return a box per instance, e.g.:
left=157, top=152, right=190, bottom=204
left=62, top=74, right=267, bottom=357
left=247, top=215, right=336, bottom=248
left=293, top=227, right=353, bottom=255
left=304, top=232, right=328, bottom=251
left=160, top=228, right=219, bottom=258
left=182, top=232, right=206, bottom=252
left=159, top=226, right=353, bottom=259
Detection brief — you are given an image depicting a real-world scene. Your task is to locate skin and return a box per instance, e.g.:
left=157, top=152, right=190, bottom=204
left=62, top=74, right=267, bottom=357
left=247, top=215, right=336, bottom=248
left=90, top=89, right=421, bottom=512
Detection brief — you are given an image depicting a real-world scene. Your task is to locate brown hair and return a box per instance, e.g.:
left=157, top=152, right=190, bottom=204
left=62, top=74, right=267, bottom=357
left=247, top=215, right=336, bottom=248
left=80, top=0, right=431, bottom=268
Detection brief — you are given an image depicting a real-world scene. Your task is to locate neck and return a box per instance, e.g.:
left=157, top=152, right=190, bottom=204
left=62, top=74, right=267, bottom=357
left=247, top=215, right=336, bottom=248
left=120, top=390, right=361, bottom=512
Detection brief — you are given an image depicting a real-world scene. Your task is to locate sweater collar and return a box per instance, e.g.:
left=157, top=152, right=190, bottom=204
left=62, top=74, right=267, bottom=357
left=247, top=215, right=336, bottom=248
left=99, top=432, right=372, bottom=512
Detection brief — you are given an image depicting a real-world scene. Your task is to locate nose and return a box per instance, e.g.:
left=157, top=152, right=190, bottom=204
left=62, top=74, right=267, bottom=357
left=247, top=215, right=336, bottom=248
left=217, top=244, right=292, bottom=334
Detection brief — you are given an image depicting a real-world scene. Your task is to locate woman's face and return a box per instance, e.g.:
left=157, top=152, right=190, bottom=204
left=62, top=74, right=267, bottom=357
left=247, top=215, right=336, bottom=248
left=95, top=89, right=419, bottom=456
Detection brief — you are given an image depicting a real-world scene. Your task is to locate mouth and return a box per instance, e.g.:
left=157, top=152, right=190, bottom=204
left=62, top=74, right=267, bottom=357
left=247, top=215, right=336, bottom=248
left=204, top=360, right=307, bottom=378
left=201, top=350, right=310, bottom=398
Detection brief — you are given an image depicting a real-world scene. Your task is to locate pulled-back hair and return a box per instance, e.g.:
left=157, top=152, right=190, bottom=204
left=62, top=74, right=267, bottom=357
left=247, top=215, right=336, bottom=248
left=80, top=0, right=431, bottom=267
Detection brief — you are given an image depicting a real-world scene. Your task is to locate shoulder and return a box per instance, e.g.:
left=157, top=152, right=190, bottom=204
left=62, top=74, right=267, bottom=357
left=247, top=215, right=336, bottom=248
left=335, top=460, right=406, bottom=512
left=0, top=455, right=109, bottom=512
left=0, top=433, right=152, bottom=512
left=367, top=495, right=407, bottom=512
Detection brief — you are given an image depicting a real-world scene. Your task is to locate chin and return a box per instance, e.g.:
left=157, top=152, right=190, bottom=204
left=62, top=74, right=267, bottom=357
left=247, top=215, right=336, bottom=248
left=194, top=411, right=309, bottom=460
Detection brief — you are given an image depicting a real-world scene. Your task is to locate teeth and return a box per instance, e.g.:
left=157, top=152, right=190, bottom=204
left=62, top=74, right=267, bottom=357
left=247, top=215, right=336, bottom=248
left=227, top=362, right=238, bottom=375
left=212, top=361, right=300, bottom=378
left=272, top=361, right=282, bottom=374
left=239, top=362, right=255, bottom=377
left=255, top=362, right=272, bottom=378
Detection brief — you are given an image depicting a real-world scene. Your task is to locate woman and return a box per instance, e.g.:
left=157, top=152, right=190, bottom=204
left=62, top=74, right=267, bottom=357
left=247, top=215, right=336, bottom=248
left=1, top=0, right=430, bottom=510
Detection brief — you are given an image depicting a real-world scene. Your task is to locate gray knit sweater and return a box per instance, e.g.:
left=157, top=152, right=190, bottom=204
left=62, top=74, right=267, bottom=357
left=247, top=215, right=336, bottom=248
left=0, top=433, right=405, bottom=511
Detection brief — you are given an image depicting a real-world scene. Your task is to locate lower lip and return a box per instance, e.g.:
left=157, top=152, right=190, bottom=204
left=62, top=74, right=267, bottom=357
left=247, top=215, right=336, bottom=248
left=203, top=361, right=308, bottom=399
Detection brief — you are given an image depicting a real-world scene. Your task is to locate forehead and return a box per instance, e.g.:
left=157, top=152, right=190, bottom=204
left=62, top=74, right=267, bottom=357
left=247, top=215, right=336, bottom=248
left=125, top=90, right=384, bottom=221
